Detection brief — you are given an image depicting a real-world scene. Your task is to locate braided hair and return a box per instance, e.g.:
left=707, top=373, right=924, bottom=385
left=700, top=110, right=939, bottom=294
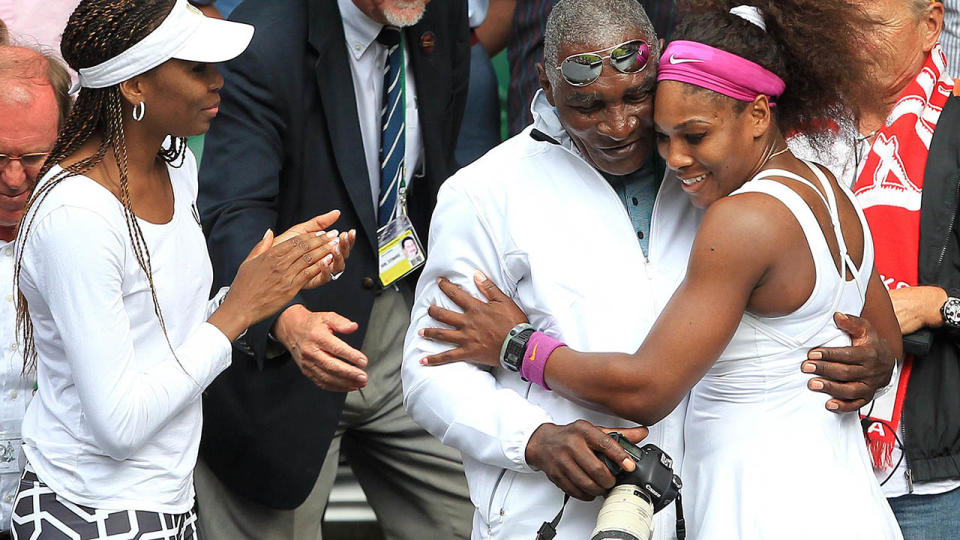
left=16, top=0, right=188, bottom=371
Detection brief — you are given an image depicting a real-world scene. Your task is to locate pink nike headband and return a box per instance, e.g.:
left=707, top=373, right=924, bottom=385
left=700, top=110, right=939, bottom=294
left=656, top=40, right=786, bottom=103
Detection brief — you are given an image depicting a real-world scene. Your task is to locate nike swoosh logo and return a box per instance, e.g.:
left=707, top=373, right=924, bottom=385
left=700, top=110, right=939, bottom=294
left=530, top=343, right=539, bottom=363
left=669, top=54, right=705, bottom=64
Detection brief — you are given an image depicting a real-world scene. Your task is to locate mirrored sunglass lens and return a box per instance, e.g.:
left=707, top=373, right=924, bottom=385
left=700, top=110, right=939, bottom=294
left=611, top=42, right=649, bottom=73
left=561, top=54, right=602, bottom=84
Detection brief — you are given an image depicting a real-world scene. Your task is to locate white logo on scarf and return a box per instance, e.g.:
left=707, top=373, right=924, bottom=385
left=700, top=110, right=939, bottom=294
left=854, top=134, right=922, bottom=211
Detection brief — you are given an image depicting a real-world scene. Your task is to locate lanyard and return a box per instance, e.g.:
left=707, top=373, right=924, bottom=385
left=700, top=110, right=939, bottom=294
left=397, top=33, right=408, bottom=217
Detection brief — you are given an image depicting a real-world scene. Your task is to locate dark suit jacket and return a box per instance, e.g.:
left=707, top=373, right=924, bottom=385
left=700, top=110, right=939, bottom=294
left=197, top=0, right=469, bottom=509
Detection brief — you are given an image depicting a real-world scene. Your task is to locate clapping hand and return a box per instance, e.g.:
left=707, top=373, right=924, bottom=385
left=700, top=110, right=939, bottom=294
left=208, top=210, right=356, bottom=342
left=274, top=211, right=357, bottom=289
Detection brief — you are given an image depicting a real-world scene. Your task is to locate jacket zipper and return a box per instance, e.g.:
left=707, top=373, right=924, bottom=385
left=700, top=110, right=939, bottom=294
left=935, top=177, right=960, bottom=272
left=901, top=415, right=914, bottom=493
left=550, top=140, right=652, bottom=266
left=486, top=469, right=507, bottom=524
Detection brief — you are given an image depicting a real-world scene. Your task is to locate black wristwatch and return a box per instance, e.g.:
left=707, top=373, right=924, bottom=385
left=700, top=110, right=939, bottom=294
left=500, top=323, right=535, bottom=372
left=940, top=297, right=960, bottom=328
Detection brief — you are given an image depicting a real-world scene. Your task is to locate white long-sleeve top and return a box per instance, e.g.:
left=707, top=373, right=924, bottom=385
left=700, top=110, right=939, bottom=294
left=402, top=91, right=703, bottom=539
left=17, top=150, right=232, bottom=513
left=0, top=239, right=34, bottom=530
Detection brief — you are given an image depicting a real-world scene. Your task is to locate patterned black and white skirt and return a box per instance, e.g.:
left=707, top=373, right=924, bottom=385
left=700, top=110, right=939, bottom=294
left=11, top=472, right=198, bottom=539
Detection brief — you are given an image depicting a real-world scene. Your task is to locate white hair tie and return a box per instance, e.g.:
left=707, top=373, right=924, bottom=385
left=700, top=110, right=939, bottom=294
left=729, top=5, right=766, bottom=31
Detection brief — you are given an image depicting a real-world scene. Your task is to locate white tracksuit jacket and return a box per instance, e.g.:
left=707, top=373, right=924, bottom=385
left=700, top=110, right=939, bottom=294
left=402, top=91, right=703, bottom=539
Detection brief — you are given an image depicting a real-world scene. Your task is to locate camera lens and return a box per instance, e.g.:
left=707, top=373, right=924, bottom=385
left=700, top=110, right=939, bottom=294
left=590, top=484, right=654, bottom=540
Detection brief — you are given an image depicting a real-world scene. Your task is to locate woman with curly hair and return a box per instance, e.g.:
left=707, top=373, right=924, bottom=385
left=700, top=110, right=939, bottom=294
left=9, top=0, right=355, bottom=538
left=419, top=0, right=903, bottom=537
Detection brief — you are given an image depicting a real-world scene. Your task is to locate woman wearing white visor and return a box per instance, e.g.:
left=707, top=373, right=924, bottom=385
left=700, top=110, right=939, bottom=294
left=10, top=1, right=356, bottom=537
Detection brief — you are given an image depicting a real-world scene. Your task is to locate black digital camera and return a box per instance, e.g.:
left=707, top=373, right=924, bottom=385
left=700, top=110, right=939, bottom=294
left=591, top=433, right=683, bottom=540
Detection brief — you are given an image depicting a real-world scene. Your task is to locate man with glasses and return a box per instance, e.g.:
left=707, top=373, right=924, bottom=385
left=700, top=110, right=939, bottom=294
left=0, top=44, right=69, bottom=540
left=402, top=0, right=897, bottom=538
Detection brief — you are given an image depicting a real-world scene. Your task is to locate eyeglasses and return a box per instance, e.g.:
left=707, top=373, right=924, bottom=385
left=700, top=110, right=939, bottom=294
left=0, top=152, right=49, bottom=170
left=556, top=40, right=651, bottom=87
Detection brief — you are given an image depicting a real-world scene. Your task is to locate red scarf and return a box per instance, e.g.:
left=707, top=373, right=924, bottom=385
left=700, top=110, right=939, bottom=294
left=856, top=45, right=954, bottom=470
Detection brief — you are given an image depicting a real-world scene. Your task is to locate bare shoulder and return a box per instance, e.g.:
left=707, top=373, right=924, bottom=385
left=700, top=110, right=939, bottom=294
left=697, top=191, right=802, bottom=250
left=686, top=192, right=804, bottom=290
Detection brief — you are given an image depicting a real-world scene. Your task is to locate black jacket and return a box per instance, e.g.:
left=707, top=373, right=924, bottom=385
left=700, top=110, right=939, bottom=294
left=905, top=94, right=960, bottom=483
left=196, top=0, right=469, bottom=509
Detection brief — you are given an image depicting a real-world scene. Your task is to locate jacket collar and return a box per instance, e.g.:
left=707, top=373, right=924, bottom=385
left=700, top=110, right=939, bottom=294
left=529, top=89, right=572, bottom=147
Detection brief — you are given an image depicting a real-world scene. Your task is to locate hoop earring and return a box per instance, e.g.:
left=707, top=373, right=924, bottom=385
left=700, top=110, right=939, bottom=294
left=132, top=101, right=146, bottom=122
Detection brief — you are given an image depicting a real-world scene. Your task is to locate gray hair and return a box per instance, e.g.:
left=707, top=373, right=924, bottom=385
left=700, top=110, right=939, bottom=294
left=544, top=0, right=659, bottom=86
left=909, top=0, right=940, bottom=18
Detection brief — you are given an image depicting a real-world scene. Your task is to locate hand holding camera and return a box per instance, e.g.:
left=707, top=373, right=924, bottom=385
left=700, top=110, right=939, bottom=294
left=525, top=421, right=649, bottom=501
left=530, top=424, right=682, bottom=540
left=590, top=432, right=682, bottom=540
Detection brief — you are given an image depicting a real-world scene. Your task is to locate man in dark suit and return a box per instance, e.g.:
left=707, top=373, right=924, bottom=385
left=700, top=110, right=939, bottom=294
left=194, top=1, right=473, bottom=538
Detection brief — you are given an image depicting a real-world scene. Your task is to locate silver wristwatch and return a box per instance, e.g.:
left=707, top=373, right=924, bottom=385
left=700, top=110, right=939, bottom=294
left=941, top=297, right=960, bottom=328
left=500, top=323, right=535, bottom=372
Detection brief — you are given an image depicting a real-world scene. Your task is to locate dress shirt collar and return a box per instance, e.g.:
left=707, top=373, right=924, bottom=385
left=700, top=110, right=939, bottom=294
left=338, top=0, right=384, bottom=60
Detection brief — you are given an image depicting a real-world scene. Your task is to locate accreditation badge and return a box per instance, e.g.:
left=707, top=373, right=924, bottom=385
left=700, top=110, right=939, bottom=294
left=377, top=214, right=425, bottom=288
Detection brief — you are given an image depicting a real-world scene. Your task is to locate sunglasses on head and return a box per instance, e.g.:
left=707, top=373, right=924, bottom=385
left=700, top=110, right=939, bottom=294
left=556, top=39, right=651, bottom=87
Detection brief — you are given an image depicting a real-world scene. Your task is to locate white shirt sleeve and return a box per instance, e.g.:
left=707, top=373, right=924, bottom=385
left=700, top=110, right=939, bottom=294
left=402, top=183, right=553, bottom=472
left=23, top=206, right=232, bottom=460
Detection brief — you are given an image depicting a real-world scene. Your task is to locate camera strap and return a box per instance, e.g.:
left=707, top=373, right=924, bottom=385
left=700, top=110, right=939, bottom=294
left=535, top=493, right=687, bottom=540
left=535, top=494, right=569, bottom=540
left=675, top=493, right=686, bottom=540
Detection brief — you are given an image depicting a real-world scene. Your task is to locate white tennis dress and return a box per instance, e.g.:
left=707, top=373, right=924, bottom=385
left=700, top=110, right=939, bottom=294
left=682, top=161, right=902, bottom=539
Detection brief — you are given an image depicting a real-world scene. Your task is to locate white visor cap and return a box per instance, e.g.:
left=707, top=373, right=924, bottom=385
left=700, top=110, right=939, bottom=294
left=72, top=0, right=254, bottom=93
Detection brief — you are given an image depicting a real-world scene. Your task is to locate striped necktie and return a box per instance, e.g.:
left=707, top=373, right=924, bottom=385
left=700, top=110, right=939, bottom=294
left=376, top=26, right=404, bottom=226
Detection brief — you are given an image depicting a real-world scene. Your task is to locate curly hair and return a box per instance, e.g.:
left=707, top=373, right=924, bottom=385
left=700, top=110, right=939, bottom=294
left=672, top=0, right=879, bottom=141
left=15, top=0, right=188, bottom=372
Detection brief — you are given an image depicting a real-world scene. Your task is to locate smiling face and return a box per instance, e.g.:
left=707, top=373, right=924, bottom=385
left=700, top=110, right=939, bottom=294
left=654, top=81, right=771, bottom=209
left=540, top=34, right=658, bottom=176
left=130, top=59, right=224, bottom=138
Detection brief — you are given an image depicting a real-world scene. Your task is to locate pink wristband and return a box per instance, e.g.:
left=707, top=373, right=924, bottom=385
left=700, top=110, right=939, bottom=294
left=520, top=331, right=565, bottom=390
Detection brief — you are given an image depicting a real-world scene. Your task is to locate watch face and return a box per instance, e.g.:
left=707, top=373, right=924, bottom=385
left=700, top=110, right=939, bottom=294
left=501, top=328, right=534, bottom=371
left=944, top=298, right=960, bottom=327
